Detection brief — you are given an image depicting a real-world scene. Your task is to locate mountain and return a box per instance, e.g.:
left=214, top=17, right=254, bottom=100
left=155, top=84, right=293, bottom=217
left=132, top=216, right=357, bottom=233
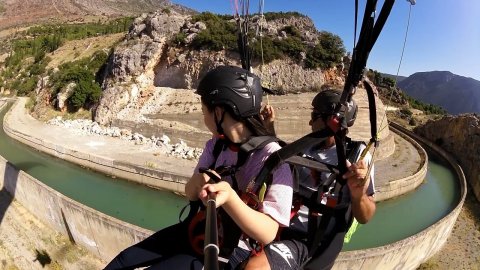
left=0, top=0, right=193, bottom=30
left=381, top=73, right=407, bottom=83
left=397, top=71, right=480, bottom=114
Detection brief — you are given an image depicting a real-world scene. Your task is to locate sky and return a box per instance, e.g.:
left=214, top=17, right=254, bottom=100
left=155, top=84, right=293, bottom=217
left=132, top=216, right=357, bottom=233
left=171, top=0, right=480, bottom=81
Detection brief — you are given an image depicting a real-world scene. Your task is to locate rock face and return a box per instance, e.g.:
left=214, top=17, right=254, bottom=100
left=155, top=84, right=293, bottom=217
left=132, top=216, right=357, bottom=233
left=95, top=10, right=340, bottom=125
left=414, top=114, right=480, bottom=202
left=56, top=82, right=76, bottom=111
left=95, top=9, right=188, bottom=125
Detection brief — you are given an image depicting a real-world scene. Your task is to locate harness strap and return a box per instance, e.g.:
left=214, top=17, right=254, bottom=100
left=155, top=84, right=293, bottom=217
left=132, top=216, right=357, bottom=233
left=303, top=139, right=365, bottom=260
left=187, top=135, right=282, bottom=263
left=285, top=155, right=338, bottom=175
left=363, top=80, right=379, bottom=147
left=254, top=128, right=334, bottom=194
left=307, top=198, right=335, bottom=257
left=240, top=136, right=281, bottom=152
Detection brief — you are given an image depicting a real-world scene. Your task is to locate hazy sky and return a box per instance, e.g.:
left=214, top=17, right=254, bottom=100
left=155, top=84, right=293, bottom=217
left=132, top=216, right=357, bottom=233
left=171, top=0, right=480, bottom=81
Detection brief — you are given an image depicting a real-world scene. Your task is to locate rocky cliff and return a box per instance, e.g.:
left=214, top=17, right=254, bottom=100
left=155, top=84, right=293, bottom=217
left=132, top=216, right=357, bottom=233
left=95, top=10, right=342, bottom=125
left=414, top=114, right=480, bottom=202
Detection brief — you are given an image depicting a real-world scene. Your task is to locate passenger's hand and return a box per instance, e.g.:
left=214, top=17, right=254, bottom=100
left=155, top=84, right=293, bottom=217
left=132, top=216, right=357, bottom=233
left=185, top=172, right=211, bottom=201
left=343, top=160, right=369, bottom=202
left=199, top=181, right=234, bottom=208
left=260, top=104, right=275, bottom=133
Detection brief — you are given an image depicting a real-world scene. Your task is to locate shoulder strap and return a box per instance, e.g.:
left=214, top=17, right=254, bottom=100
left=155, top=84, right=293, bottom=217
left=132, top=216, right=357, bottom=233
left=210, top=138, right=227, bottom=169
left=239, top=136, right=282, bottom=153
left=218, top=136, right=282, bottom=260
left=237, top=136, right=281, bottom=169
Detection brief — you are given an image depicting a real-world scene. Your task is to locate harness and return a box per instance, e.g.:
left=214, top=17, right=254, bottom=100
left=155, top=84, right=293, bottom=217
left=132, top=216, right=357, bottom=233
left=287, top=138, right=366, bottom=263
left=185, top=135, right=283, bottom=266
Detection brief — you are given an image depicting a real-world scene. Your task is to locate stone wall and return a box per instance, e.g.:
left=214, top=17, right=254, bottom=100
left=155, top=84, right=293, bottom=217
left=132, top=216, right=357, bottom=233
left=0, top=154, right=153, bottom=263
left=374, top=124, right=428, bottom=201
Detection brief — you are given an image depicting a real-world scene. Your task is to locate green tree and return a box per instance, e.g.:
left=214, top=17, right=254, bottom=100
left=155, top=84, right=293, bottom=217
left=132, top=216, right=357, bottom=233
left=190, top=12, right=237, bottom=51
left=383, top=77, right=395, bottom=88
left=274, top=37, right=305, bottom=59
left=305, top=31, right=345, bottom=69
left=69, top=79, right=102, bottom=110
left=17, top=77, right=38, bottom=96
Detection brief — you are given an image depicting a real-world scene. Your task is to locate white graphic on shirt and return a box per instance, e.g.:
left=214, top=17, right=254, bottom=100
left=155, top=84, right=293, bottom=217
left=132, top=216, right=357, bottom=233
left=269, top=243, right=293, bottom=267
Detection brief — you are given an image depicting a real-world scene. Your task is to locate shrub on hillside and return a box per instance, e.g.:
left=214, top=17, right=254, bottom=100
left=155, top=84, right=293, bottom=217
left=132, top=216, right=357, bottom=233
left=408, top=97, right=446, bottom=115
left=400, top=108, right=413, bottom=117
left=26, top=17, right=135, bottom=40
left=50, top=51, right=107, bottom=111
left=190, top=12, right=237, bottom=51
left=263, top=11, right=306, bottom=21
left=281, top=26, right=302, bottom=38
left=185, top=12, right=345, bottom=69
left=409, top=118, right=417, bottom=126
left=305, top=31, right=345, bottom=69
left=15, top=77, right=38, bottom=96
left=69, top=79, right=102, bottom=111
left=171, top=32, right=187, bottom=46
left=274, top=36, right=305, bottom=59
left=2, top=19, right=126, bottom=97
left=251, top=37, right=282, bottom=63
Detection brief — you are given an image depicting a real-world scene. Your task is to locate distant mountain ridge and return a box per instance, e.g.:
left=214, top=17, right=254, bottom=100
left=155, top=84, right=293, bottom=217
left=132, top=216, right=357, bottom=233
left=397, top=71, right=480, bottom=114
left=380, top=73, right=407, bottom=83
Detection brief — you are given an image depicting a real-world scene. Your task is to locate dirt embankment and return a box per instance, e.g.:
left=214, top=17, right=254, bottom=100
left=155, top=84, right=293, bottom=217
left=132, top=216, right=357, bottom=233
left=418, top=189, right=480, bottom=269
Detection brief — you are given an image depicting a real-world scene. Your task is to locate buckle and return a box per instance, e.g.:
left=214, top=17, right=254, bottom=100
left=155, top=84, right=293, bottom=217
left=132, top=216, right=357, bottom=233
left=241, top=192, right=260, bottom=209
left=326, top=195, right=338, bottom=207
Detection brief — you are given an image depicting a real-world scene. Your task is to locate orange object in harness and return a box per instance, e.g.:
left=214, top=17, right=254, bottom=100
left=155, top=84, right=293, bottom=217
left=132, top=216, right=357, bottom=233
left=188, top=209, right=224, bottom=256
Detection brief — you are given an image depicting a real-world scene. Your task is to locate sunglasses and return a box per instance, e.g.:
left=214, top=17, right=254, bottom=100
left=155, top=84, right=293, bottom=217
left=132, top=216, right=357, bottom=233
left=311, top=111, right=325, bottom=121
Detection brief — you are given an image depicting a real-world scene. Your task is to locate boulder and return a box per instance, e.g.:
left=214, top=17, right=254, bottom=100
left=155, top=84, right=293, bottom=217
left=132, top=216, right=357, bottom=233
left=57, top=82, right=76, bottom=111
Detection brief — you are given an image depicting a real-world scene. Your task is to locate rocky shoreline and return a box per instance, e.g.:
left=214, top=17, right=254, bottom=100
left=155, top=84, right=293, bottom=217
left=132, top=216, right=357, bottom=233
left=47, top=117, right=203, bottom=160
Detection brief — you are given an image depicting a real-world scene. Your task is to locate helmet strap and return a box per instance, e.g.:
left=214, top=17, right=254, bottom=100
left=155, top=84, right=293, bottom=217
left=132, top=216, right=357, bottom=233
left=213, top=108, right=241, bottom=148
left=214, top=109, right=227, bottom=140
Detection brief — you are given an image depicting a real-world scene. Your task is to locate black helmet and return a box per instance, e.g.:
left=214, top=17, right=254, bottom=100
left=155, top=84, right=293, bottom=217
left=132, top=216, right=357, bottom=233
left=311, top=89, right=358, bottom=127
left=196, top=66, right=262, bottom=118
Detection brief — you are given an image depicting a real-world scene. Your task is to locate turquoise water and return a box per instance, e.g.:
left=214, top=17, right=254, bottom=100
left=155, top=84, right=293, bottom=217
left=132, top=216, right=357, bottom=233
left=0, top=102, right=460, bottom=249
left=0, top=103, right=187, bottom=231
left=343, top=150, right=460, bottom=250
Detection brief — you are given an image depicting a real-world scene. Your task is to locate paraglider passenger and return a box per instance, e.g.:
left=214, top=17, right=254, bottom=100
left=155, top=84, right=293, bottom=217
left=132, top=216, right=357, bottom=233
left=103, top=65, right=294, bottom=270
left=250, top=89, right=376, bottom=270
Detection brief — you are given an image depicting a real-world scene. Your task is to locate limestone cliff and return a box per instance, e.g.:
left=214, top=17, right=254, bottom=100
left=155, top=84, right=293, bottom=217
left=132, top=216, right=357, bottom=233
left=94, top=10, right=343, bottom=125
left=414, top=114, right=480, bottom=202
